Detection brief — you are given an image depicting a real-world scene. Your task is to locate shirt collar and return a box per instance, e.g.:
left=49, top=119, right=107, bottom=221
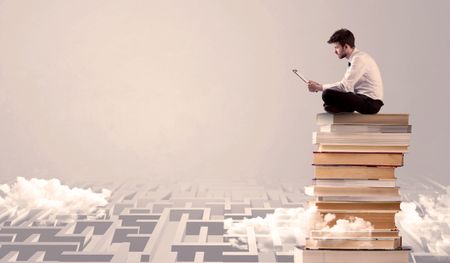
left=348, top=48, right=359, bottom=61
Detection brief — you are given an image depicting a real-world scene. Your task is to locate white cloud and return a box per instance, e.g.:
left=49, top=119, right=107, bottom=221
left=225, top=206, right=373, bottom=251
left=0, top=177, right=111, bottom=220
left=225, top=186, right=450, bottom=254
left=396, top=186, right=450, bottom=255
left=320, top=215, right=374, bottom=234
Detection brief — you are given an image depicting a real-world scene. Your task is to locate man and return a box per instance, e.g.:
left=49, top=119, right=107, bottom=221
left=307, top=29, right=384, bottom=114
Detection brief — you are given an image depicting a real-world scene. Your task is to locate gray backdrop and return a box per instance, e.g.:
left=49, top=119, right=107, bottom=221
left=1, top=0, right=449, bottom=184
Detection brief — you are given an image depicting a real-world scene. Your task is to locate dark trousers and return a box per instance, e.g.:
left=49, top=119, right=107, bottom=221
left=322, top=89, right=384, bottom=114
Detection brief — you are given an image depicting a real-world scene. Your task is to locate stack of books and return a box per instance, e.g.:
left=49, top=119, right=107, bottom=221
left=300, top=113, right=412, bottom=263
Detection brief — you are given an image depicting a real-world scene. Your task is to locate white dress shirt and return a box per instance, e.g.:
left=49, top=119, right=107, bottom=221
left=323, top=48, right=383, bottom=101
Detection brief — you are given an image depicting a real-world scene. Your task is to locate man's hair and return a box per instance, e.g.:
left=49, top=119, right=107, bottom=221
left=327, top=28, right=355, bottom=48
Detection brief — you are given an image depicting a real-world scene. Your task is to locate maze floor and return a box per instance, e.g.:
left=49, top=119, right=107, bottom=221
left=0, top=175, right=448, bottom=263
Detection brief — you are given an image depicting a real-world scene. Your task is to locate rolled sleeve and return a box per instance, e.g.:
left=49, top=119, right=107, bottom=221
left=322, top=82, right=342, bottom=90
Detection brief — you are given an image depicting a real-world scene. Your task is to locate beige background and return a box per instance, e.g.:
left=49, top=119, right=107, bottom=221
left=1, top=0, right=449, bottom=184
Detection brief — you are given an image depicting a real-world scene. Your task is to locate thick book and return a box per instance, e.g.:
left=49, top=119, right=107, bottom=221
left=316, top=210, right=398, bottom=229
left=319, top=220, right=397, bottom=230
left=313, top=132, right=411, bottom=146
left=314, top=166, right=396, bottom=180
left=310, top=201, right=401, bottom=211
left=313, top=152, right=404, bottom=166
left=296, top=246, right=410, bottom=263
left=310, top=229, right=400, bottom=238
left=319, top=124, right=412, bottom=133
left=305, top=185, right=400, bottom=197
left=316, top=195, right=402, bottom=202
left=305, top=237, right=402, bottom=250
left=317, top=113, right=409, bottom=125
left=317, top=144, right=409, bottom=153
left=313, top=179, right=396, bottom=187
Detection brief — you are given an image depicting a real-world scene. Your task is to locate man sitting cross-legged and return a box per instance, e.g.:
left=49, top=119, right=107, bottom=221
left=307, top=28, right=384, bottom=114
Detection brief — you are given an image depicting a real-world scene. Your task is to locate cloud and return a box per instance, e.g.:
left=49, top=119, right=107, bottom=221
left=225, top=185, right=450, bottom=255
left=225, top=207, right=315, bottom=251
left=0, top=177, right=111, bottom=220
left=225, top=206, right=373, bottom=251
left=396, top=186, right=450, bottom=255
left=320, top=214, right=374, bottom=234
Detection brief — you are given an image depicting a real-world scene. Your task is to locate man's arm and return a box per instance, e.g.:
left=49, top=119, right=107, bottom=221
left=322, top=56, right=366, bottom=92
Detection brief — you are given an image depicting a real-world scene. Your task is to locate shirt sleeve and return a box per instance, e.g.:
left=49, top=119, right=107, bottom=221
left=322, top=56, right=366, bottom=93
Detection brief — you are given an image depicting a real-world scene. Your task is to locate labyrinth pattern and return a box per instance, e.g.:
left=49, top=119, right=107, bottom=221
left=0, top=176, right=448, bottom=263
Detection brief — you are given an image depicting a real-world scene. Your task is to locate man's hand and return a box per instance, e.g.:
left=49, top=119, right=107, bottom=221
left=307, top=80, right=323, bottom=92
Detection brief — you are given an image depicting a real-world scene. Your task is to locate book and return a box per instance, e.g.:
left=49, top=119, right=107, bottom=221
left=317, top=144, right=408, bottom=153
left=312, top=132, right=411, bottom=146
left=313, top=179, right=396, bottom=187
left=314, top=166, right=396, bottom=180
left=313, top=152, right=404, bottom=166
left=297, top=246, right=410, bottom=263
left=316, top=210, right=397, bottom=225
left=319, top=124, right=412, bottom=133
left=317, top=113, right=409, bottom=125
left=310, top=229, right=400, bottom=238
left=316, top=195, right=402, bottom=202
left=305, top=186, right=400, bottom=197
left=305, top=237, right=402, bottom=250
left=316, top=211, right=398, bottom=229
left=310, top=201, right=401, bottom=211
left=319, top=220, right=396, bottom=230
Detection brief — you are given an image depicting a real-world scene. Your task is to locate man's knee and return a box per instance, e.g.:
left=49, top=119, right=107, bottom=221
left=356, top=99, right=384, bottom=114
left=322, top=89, right=341, bottom=103
left=358, top=104, right=383, bottom=114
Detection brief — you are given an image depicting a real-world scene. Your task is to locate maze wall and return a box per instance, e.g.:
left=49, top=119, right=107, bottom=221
left=0, top=176, right=448, bottom=263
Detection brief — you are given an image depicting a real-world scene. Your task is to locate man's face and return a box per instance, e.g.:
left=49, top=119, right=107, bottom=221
left=333, top=43, right=348, bottom=59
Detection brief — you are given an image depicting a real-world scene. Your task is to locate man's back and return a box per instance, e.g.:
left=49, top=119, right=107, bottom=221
left=349, top=49, right=383, bottom=101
